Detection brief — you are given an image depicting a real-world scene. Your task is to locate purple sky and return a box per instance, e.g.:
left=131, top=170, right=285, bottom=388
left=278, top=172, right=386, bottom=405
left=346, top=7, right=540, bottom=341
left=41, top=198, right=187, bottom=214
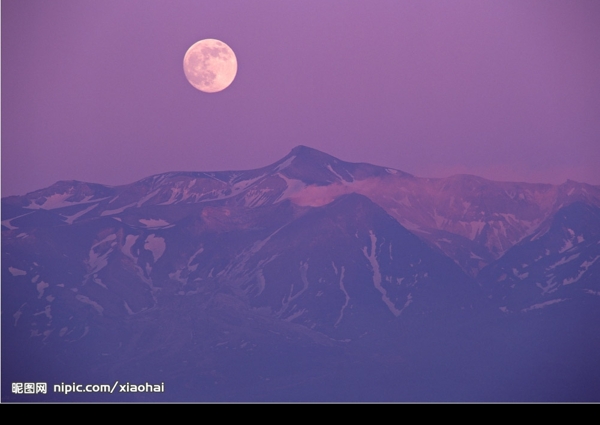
left=3, top=0, right=600, bottom=196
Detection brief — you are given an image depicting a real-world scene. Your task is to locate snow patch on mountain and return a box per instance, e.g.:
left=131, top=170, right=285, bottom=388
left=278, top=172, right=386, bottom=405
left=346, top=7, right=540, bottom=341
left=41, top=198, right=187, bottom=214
left=169, top=269, right=188, bottom=286
left=162, top=187, right=183, bottom=205
left=36, top=281, right=49, bottom=299
left=536, top=279, right=559, bottom=295
left=87, top=234, right=117, bottom=274
left=34, top=305, right=52, bottom=320
left=297, top=261, right=311, bottom=299
left=581, top=255, right=600, bottom=269
left=327, top=165, right=351, bottom=182
left=26, top=194, right=96, bottom=210
left=123, top=301, right=135, bottom=315
left=397, top=196, right=412, bottom=207
left=251, top=226, right=286, bottom=255
left=2, top=219, right=19, bottom=230
left=559, top=239, right=574, bottom=253
left=122, top=235, right=139, bottom=260
left=398, top=293, right=413, bottom=315
left=334, top=265, right=349, bottom=328
left=432, top=209, right=448, bottom=229
left=75, top=295, right=104, bottom=314
left=274, top=155, right=296, bottom=172
left=276, top=174, right=306, bottom=202
left=139, top=218, right=171, bottom=228
left=254, top=269, right=267, bottom=296
left=399, top=219, right=425, bottom=233
left=512, top=268, right=529, bottom=280
left=136, top=189, right=161, bottom=207
left=231, top=174, right=266, bottom=193
left=468, top=221, right=487, bottom=239
left=13, top=303, right=26, bottom=327
left=521, top=298, right=567, bottom=312
left=278, top=261, right=311, bottom=317
left=187, top=247, right=204, bottom=270
left=63, top=203, right=98, bottom=224
left=243, top=188, right=276, bottom=207
left=8, top=267, right=27, bottom=276
left=285, top=308, right=307, bottom=322
left=287, top=183, right=352, bottom=207
left=101, top=203, right=136, bottom=216
left=363, top=231, right=401, bottom=317
left=548, top=253, right=580, bottom=269
left=144, top=234, right=166, bottom=262
left=93, top=276, right=108, bottom=289
left=562, top=255, right=600, bottom=285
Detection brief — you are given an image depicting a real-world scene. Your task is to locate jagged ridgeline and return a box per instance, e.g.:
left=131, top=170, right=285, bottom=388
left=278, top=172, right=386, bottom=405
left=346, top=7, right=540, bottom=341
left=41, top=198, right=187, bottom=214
left=3, top=146, right=600, bottom=401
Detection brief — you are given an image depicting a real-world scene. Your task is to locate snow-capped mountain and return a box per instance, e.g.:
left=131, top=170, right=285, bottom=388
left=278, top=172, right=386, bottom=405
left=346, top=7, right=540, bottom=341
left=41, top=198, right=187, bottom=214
left=3, top=146, right=600, bottom=401
left=479, top=201, right=600, bottom=312
left=6, top=145, right=598, bottom=273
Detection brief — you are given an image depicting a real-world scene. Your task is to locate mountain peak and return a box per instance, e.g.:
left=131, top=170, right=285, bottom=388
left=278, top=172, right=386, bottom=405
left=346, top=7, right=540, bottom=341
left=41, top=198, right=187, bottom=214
left=287, top=145, right=339, bottom=162
left=290, top=145, right=320, bottom=155
left=276, top=145, right=412, bottom=184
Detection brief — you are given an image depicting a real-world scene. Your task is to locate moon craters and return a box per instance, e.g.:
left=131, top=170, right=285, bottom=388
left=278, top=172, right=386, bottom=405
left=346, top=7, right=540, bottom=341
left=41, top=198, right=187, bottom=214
left=183, top=39, right=237, bottom=93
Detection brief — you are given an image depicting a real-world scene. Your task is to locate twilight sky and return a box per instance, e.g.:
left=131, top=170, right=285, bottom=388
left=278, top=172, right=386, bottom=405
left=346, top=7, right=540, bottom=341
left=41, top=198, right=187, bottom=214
left=2, top=0, right=600, bottom=196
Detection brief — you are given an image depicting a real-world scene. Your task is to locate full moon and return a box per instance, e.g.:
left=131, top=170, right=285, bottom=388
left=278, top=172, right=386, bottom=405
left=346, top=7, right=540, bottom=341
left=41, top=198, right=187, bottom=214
left=183, top=39, right=237, bottom=93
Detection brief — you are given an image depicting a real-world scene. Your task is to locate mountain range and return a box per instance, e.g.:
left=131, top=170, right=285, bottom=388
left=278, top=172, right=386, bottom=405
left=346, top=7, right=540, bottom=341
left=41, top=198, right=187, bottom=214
left=3, top=146, right=600, bottom=401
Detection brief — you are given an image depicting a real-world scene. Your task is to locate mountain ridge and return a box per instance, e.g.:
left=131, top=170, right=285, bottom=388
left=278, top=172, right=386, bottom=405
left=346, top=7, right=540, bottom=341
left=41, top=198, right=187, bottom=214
left=3, top=146, right=600, bottom=401
left=4, top=146, right=600, bottom=275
